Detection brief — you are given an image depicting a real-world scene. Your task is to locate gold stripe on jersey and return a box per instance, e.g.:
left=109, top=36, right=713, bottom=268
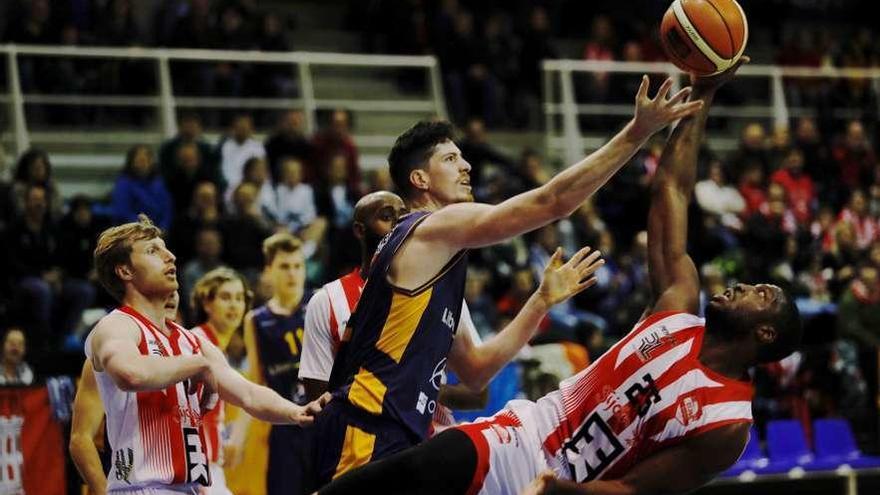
left=348, top=367, right=387, bottom=415
left=375, top=288, right=433, bottom=363
left=333, top=425, right=376, bottom=479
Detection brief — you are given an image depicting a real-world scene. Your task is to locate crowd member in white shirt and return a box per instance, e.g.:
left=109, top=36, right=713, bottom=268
left=695, top=160, right=746, bottom=230
left=275, top=157, right=327, bottom=258
left=219, top=113, right=266, bottom=198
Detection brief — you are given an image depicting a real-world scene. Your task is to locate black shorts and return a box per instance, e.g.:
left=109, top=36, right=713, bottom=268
left=312, top=399, right=420, bottom=487
left=267, top=424, right=314, bottom=495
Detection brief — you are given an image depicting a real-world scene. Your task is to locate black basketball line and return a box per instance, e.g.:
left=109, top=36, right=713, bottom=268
left=663, top=28, right=706, bottom=73
left=704, top=0, right=737, bottom=59
left=680, top=0, right=726, bottom=69
left=671, top=8, right=717, bottom=72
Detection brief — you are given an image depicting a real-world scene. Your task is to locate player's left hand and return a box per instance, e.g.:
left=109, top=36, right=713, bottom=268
left=536, top=246, right=604, bottom=308
left=290, top=392, right=332, bottom=426
left=521, top=470, right=557, bottom=495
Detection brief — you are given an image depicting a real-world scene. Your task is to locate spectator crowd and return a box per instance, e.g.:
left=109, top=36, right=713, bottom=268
left=0, top=0, right=879, bottom=461
left=2, top=0, right=878, bottom=129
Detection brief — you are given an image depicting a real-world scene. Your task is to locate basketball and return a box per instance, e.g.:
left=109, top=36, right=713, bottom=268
left=660, top=0, right=748, bottom=75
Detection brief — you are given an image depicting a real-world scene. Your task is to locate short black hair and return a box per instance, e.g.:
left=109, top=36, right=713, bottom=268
left=757, top=291, right=803, bottom=363
left=387, top=120, right=455, bottom=199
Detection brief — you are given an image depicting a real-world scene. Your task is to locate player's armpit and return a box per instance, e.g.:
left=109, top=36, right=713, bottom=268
left=578, top=423, right=750, bottom=495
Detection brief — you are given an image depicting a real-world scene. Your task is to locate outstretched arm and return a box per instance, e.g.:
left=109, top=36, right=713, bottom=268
left=448, top=246, right=604, bottom=391
left=419, top=78, right=701, bottom=252
left=647, top=60, right=748, bottom=314
left=200, top=337, right=330, bottom=425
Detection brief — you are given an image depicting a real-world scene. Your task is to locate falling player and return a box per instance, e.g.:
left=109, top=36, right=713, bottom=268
left=313, top=75, right=703, bottom=485
left=319, top=59, right=803, bottom=495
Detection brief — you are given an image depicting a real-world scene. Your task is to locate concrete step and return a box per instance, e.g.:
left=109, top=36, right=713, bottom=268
left=291, top=29, right=364, bottom=53
left=312, top=75, right=404, bottom=100
left=353, top=113, right=433, bottom=135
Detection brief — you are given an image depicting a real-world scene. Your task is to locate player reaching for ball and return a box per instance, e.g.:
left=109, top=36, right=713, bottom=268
left=317, top=59, right=802, bottom=495
left=312, top=71, right=702, bottom=488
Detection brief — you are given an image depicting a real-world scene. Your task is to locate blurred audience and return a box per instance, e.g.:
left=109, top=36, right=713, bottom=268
left=0, top=327, right=33, bottom=385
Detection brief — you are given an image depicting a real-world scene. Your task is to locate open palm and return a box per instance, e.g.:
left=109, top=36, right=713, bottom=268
left=537, top=246, right=604, bottom=308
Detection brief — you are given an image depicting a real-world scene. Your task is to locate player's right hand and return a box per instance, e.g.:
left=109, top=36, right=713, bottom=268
left=630, top=76, right=703, bottom=139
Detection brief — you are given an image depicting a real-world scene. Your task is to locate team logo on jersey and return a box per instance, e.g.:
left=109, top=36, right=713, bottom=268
left=147, top=339, right=168, bottom=357
left=674, top=395, right=702, bottom=426
left=429, top=358, right=447, bottom=391
left=635, top=326, right=676, bottom=362
left=114, top=448, right=134, bottom=485
left=183, top=427, right=211, bottom=486
left=441, top=307, right=455, bottom=331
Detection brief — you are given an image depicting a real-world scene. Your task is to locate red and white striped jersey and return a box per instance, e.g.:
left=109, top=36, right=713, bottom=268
left=507, top=311, right=754, bottom=483
left=300, top=269, right=365, bottom=382
left=190, top=323, right=225, bottom=465
left=85, top=306, right=212, bottom=493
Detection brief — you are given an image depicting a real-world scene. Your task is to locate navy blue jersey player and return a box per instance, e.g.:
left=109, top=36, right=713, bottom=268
left=241, top=233, right=314, bottom=495
left=314, top=76, right=705, bottom=486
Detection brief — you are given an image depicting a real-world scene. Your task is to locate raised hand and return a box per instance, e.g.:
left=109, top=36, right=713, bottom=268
left=536, top=246, right=604, bottom=308
left=631, top=76, right=703, bottom=139
left=692, top=55, right=750, bottom=93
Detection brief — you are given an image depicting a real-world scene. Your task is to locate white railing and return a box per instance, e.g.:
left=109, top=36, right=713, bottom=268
left=0, top=44, right=447, bottom=159
left=543, top=59, right=880, bottom=166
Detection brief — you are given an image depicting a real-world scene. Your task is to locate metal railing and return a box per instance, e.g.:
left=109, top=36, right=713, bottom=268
left=543, top=59, right=880, bottom=166
left=0, top=44, right=447, bottom=159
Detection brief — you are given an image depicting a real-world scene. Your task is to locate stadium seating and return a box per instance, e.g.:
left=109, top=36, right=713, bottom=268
left=762, top=419, right=815, bottom=473
left=810, top=418, right=880, bottom=470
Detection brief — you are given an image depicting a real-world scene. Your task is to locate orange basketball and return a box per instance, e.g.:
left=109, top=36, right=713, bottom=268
left=660, top=0, right=748, bottom=76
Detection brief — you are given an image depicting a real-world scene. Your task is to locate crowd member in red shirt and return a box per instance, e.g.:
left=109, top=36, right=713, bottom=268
left=837, top=189, right=878, bottom=250
left=771, top=147, right=816, bottom=224
left=832, top=120, right=876, bottom=192
left=738, top=160, right=767, bottom=217
left=311, top=109, right=362, bottom=194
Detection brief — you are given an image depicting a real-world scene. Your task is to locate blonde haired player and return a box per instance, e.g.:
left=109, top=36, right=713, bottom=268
left=189, top=268, right=253, bottom=495
left=71, top=292, right=181, bottom=495
left=85, top=216, right=329, bottom=494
